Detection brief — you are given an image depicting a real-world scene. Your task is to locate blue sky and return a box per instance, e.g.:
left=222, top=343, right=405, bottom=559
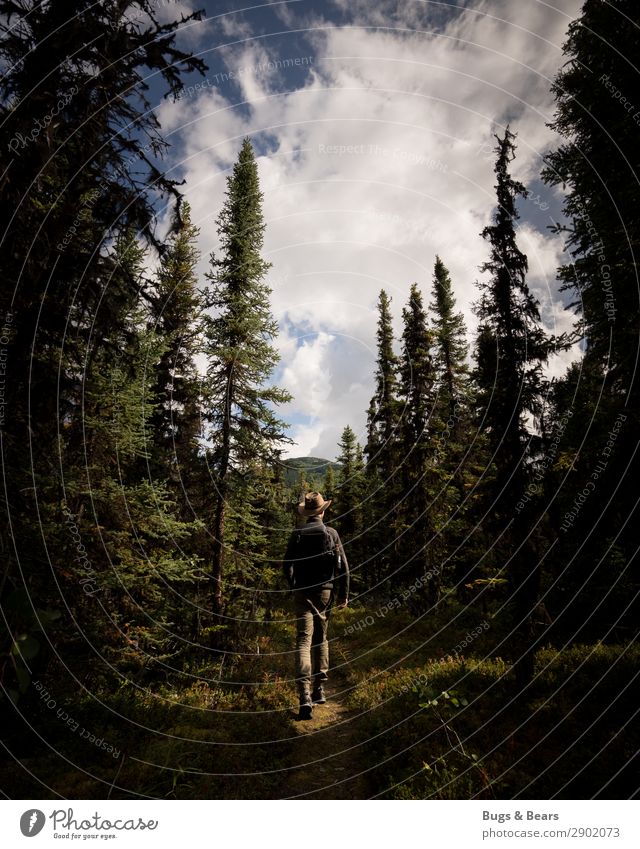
left=146, top=0, right=582, bottom=459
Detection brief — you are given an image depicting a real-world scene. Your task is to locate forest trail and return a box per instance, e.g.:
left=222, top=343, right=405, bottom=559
left=283, top=642, right=371, bottom=800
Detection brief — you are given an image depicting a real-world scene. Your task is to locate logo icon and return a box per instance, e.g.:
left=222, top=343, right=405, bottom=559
left=20, top=810, right=45, bottom=837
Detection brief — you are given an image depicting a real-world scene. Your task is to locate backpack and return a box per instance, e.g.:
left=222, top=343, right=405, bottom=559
left=291, top=525, right=338, bottom=591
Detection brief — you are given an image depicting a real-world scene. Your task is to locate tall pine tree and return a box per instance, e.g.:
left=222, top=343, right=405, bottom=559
left=429, top=257, right=480, bottom=594
left=334, top=426, right=365, bottom=557
left=541, top=0, right=640, bottom=635
left=0, top=0, right=207, bottom=697
left=542, top=0, right=640, bottom=407
left=475, top=128, right=551, bottom=504
left=397, top=283, right=443, bottom=603
left=364, top=290, right=401, bottom=588
left=203, top=139, right=291, bottom=620
left=150, top=202, right=203, bottom=487
left=475, top=128, right=553, bottom=684
left=431, top=256, right=469, bottom=423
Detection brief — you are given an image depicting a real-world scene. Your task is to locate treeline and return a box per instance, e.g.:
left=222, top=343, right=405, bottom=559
left=326, top=128, right=557, bottom=688
left=326, top=1, right=640, bottom=685
left=0, top=2, right=298, bottom=707
left=1, top=0, right=639, bottom=717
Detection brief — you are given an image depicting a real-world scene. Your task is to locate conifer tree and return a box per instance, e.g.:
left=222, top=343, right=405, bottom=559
left=295, top=468, right=309, bottom=508
left=541, top=0, right=640, bottom=634
left=334, top=426, right=364, bottom=540
left=429, top=256, right=481, bottom=593
left=243, top=458, right=292, bottom=622
left=150, top=202, right=203, bottom=485
left=323, top=465, right=336, bottom=501
left=82, top=305, right=204, bottom=660
left=203, top=139, right=291, bottom=619
left=475, top=128, right=551, bottom=504
left=331, top=427, right=365, bottom=592
left=475, top=128, right=553, bottom=683
left=364, top=290, right=401, bottom=587
left=431, top=256, right=469, bottom=423
left=0, top=0, right=207, bottom=458
left=397, top=283, right=443, bottom=601
left=366, top=291, right=401, bottom=470
left=0, top=0, right=207, bottom=694
left=542, top=0, right=640, bottom=407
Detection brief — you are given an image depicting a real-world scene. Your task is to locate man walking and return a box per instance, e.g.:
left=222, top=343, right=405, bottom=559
left=283, top=492, right=349, bottom=719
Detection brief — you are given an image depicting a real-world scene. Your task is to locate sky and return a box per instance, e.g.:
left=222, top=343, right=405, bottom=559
left=149, top=0, right=583, bottom=461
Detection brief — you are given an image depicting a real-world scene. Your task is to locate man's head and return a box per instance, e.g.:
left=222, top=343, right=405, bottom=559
left=297, top=491, right=331, bottom=517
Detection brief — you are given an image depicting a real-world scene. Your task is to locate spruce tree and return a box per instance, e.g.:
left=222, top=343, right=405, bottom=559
left=295, top=468, right=309, bottom=508
left=0, top=0, right=207, bottom=694
left=323, top=464, right=336, bottom=501
left=364, top=290, right=401, bottom=587
left=203, top=138, right=291, bottom=619
left=0, top=0, right=207, bottom=455
left=541, top=0, right=640, bottom=634
left=475, top=128, right=553, bottom=684
left=366, top=291, right=401, bottom=470
left=429, top=256, right=480, bottom=593
left=431, top=256, right=469, bottom=423
left=542, top=0, right=640, bottom=407
left=475, top=128, right=551, bottom=504
left=332, top=427, right=365, bottom=593
left=82, top=304, right=204, bottom=661
left=397, top=283, right=443, bottom=602
left=334, top=426, right=364, bottom=540
left=150, top=202, right=203, bottom=486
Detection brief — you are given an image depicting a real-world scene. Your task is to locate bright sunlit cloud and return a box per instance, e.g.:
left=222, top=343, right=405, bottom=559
left=158, top=0, right=582, bottom=458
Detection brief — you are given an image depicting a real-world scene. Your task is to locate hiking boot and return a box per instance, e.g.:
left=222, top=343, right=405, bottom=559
left=312, top=685, right=326, bottom=704
left=298, top=695, right=313, bottom=720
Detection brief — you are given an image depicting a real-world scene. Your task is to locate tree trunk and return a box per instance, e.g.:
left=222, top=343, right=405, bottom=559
left=210, top=362, right=233, bottom=626
left=211, top=491, right=226, bottom=619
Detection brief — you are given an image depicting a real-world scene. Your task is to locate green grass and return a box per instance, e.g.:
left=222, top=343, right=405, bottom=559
left=336, top=601, right=640, bottom=799
left=3, top=599, right=638, bottom=799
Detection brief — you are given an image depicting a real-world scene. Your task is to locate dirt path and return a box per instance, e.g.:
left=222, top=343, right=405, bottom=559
left=283, top=643, right=371, bottom=800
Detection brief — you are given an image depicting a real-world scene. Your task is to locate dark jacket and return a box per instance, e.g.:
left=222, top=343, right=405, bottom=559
left=282, top=516, right=349, bottom=601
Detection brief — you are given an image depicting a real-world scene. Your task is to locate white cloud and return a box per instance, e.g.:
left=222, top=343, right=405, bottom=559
left=155, top=0, right=582, bottom=458
left=281, top=331, right=335, bottom=418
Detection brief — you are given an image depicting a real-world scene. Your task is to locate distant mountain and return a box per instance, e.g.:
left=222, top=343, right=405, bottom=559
left=282, top=456, right=340, bottom=487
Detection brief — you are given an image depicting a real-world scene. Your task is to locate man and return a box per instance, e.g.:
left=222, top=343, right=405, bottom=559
left=283, top=491, right=349, bottom=720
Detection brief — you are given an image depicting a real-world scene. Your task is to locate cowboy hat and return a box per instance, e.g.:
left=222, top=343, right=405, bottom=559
left=297, top=491, right=332, bottom=516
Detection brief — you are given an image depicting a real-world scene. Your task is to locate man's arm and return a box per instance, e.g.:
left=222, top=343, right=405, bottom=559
left=282, top=531, right=298, bottom=590
left=332, top=531, right=350, bottom=606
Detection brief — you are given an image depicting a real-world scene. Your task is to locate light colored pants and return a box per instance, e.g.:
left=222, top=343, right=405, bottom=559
left=294, top=588, right=332, bottom=697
